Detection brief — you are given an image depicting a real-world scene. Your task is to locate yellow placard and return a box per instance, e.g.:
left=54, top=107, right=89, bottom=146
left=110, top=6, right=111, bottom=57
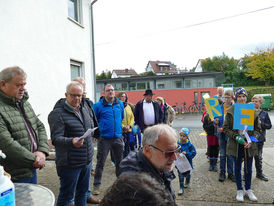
left=204, top=98, right=222, bottom=120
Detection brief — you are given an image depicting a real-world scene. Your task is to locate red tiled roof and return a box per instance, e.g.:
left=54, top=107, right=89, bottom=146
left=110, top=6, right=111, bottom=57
left=147, top=61, right=177, bottom=73
left=112, top=69, right=138, bottom=75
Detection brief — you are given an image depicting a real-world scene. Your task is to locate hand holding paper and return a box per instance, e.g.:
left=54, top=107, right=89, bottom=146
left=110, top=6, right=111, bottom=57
left=76, top=127, right=98, bottom=143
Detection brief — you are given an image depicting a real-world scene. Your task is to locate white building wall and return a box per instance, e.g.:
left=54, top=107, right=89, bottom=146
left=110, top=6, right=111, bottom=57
left=0, top=0, right=95, bottom=135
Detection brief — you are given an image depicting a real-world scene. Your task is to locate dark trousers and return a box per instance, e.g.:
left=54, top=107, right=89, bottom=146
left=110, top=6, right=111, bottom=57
left=123, top=132, right=131, bottom=157
left=208, top=145, right=219, bottom=159
left=56, top=163, right=91, bottom=206
left=233, top=144, right=253, bottom=190
left=94, top=137, right=124, bottom=187
left=254, top=143, right=264, bottom=174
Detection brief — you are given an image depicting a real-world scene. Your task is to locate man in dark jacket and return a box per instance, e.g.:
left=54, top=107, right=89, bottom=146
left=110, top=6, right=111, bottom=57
left=70, top=77, right=101, bottom=205
left=134, top=89, right=163, bottom=133
left=119, top=124, right=180, bottom=205
left=0, top=66, right=49, bottom=183
left=48, top=81, right=97, bottom=206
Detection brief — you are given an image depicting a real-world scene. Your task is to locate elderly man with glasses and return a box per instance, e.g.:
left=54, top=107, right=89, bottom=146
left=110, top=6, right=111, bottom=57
left=48, top=81, right=99, bottom=206
left=119, top=124, right=179, bottom=205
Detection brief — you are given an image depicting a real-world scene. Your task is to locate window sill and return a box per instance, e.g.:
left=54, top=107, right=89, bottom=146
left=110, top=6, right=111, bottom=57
left=67, top=17, right=84, bottom=28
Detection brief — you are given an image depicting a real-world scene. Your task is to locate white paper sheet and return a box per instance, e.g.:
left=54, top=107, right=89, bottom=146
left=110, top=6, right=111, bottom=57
left=175, top=153, right=192, bottom=173
left=76, top=127, right=98, bottom=142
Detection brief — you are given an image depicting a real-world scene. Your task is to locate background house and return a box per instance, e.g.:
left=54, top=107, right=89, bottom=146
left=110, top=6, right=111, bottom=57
left=111, top=68, right=138, bottom=78
left=145, top=60, right=177, bottom=75
left=96, top=71, right=225, bottom=107
left=194, top=59, right=203, bottom=72
left=0, top=0, right=96, bottom=134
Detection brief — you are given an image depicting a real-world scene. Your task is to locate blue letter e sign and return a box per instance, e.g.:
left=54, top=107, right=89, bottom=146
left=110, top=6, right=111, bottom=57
left=233, top=103, right=255, bottom=130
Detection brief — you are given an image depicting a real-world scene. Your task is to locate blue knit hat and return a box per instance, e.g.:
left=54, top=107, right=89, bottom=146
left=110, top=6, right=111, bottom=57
left=179, top=128, right=190, bottom=137
left=235, top=88, right=248, bottom=101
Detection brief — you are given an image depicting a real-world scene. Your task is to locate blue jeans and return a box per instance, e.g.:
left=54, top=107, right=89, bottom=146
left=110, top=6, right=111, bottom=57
left=70, top=162, right=93, bottom=204
left=177, top=170, right=190, bottom=189
left=56, top=163, right=91, bottom=206
left=13, top=169, right=37, bottom=184
left=219, top=135, right=234, bottom=174
left=233, top=144, right=253, bottom=190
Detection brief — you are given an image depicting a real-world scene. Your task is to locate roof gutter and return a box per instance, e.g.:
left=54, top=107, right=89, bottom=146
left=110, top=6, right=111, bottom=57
left=90, top=0, right=98, bottom=102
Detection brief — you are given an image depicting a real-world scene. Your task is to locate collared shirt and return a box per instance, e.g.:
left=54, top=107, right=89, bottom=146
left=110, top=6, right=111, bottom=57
left=143, top=99, right=155, bottom=125
left=16, top=100, right=37, bottom=153
left=65, top=101, right=83, bottom=123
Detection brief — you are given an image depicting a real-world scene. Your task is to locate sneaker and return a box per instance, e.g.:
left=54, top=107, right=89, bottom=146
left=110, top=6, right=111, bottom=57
left=219, top=173, right=226, bottom=182
left=236, top=190, right=244, bottom=202
left=228, top=174, right=236, bottom=182
left=212, top=165, right=218, bottom=172
left=185, top=181, right=190, bottom=188
left=208, top=165, right=213, bottom=171
left=178, top=188, right=184, bottom=195
left=245, top=189, right=257, bottom=201
left=92, top=186, right=100, bottom=195
left=256, top=173, right=268, bottom=181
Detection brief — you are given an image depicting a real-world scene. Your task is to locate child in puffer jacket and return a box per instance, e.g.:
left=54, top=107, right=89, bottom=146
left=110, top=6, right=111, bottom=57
left=176, top=128, right=197, bottom=195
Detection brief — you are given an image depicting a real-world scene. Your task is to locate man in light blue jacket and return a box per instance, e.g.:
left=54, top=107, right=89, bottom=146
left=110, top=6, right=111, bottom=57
left=92, top=84, right=124, bottom=195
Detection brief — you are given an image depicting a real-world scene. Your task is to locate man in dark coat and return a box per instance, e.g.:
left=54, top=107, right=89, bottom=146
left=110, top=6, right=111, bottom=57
left=119, top=124, right=180, bottom=205
left=48, top=81, right=98, bottom=206
left=134, top=89, right=163, bottom=132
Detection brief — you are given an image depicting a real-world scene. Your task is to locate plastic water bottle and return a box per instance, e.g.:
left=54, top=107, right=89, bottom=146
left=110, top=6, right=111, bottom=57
left=0, top=166, right=15, bottom=206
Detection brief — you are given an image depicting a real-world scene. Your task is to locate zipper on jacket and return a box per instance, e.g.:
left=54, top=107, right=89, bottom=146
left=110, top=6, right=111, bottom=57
left=112, top=105, right=115, bottom=137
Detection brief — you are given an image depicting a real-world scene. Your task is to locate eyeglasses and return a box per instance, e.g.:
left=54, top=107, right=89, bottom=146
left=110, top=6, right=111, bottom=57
left=120, top=96, right=126, bottom=98
left=69, top=93, right=82, bottom=98
left=149, top=145, right=181, bottom=158
left=105, top=89, right=114, bottom=92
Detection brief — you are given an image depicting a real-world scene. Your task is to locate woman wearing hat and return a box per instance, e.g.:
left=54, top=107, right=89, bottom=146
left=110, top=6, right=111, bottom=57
left=223, top=88, right=260, bottom=202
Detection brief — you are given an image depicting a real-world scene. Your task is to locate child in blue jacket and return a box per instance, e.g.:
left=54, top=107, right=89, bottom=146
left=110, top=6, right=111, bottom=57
left=177, top=128, right=197, bottom=195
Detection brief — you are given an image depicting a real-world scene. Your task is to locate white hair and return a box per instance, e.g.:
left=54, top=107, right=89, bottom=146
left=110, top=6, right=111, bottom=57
left=66, top=81, right=83, bottom=93
left=142, top=124, right=178, bottom=147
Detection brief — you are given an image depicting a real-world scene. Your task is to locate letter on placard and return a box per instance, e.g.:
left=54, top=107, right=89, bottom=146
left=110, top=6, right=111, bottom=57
left=204, top=98, right=222, bottom=119
left=233, top=103, right=254, bottom=130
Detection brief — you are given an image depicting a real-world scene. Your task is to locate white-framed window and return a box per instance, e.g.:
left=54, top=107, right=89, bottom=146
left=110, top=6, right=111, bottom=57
left=68, top=0, right=82, bottom=23
left=175, top=80, right=182, bottom=88
left=157, top=83, right=165, bottom=89
left=198, top=79, right=203, bottom=88
left=204, top=78, right=214, bottom=88
left=184, top=79, right=191, bottom=88
left=122, top=83, right=128, bottom=91
left=137, top=82, right=146, bottom=90
left=70, top=60, right=84, bottom=80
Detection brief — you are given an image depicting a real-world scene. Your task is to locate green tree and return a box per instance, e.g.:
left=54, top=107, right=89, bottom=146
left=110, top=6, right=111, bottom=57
left=244, top=48, right=274, bottom=86
left=140, top=71, right=156, bottom=76
left=96, top=70, right=111, bottom=79
left=201, top=53, right=239, bottom=84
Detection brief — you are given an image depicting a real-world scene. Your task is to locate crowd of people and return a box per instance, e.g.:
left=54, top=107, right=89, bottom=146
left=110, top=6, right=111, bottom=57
left=0, top=66, right=272, bottom=206
left=203, top=86, right=272, bottom=202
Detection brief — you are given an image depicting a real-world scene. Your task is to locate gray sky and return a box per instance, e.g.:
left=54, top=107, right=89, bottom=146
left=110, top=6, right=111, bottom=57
left=93, top=0, right=274, bottom=74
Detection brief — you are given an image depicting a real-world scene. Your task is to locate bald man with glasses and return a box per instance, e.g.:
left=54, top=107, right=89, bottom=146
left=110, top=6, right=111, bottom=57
left=119, top=124, right=179, bottom=206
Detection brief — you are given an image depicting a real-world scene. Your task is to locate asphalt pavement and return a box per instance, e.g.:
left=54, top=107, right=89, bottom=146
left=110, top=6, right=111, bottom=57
left=38, top=113, right=274, bottom=206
